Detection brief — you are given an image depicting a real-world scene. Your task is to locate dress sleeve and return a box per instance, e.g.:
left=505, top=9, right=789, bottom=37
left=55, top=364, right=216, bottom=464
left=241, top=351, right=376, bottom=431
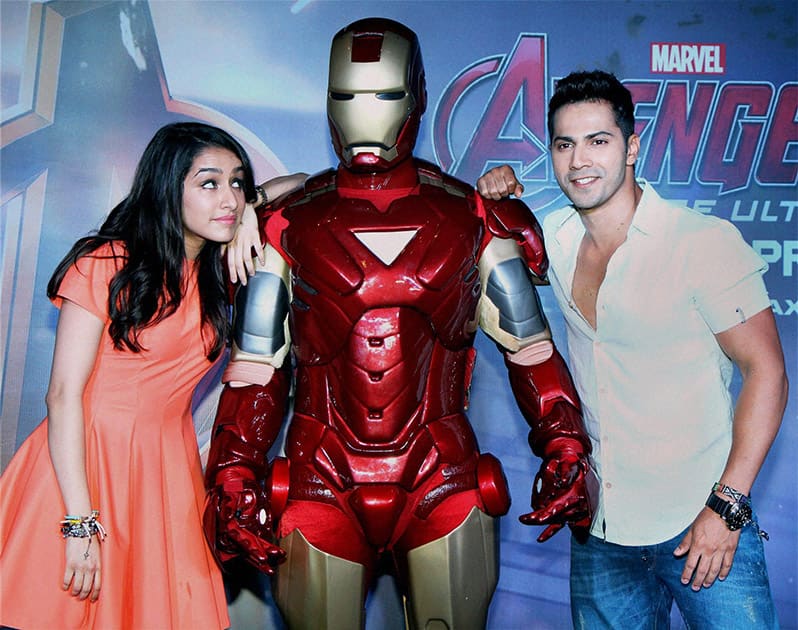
left=691, top=220, right=771, bottom=333
left=50, top=244, right=123, bottom=321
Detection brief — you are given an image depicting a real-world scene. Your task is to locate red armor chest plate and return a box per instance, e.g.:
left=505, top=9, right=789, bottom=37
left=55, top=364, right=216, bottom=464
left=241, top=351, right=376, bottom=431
left=279, top=176, right=483, bottom=449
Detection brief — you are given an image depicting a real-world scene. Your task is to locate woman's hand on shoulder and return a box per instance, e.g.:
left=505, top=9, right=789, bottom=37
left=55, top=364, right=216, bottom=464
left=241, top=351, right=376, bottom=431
left=226, top=203, right=264, bottom=286
left=225, top=173, right=308, bottom=285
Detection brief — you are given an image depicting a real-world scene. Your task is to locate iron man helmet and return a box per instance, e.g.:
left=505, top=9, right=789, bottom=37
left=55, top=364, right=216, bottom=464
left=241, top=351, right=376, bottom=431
left=328, top=18, right=427, bottom=171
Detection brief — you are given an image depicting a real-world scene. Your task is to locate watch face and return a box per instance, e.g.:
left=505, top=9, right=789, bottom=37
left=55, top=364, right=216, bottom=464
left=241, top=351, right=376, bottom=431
left=725, top=502, right=752, bottom=530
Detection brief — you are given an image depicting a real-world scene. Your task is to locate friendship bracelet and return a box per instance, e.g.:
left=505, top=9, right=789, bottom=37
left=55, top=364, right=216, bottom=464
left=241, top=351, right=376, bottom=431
left=60, top=509, right=107, bottom=540
left=712, top=482, right=747, bottom=502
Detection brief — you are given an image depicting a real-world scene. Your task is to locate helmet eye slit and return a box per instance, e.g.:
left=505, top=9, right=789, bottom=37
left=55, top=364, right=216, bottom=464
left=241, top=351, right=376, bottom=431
left=376, top=91, right=406, bottom=101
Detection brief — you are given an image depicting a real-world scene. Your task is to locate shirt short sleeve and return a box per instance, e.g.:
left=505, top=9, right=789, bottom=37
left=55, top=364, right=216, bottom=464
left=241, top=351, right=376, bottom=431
left=50, top=242, right=125, bottom=321
left=691, top=220, right=771, bottom=333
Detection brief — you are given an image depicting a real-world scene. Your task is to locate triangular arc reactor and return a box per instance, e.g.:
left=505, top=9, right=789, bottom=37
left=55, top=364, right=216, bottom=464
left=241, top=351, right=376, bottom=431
left=352, top=229, right=419, bottom=266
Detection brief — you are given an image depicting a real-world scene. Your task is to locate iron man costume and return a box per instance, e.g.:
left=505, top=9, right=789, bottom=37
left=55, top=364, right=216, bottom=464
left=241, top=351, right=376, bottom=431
left=204, top=18, right=597, bottom=629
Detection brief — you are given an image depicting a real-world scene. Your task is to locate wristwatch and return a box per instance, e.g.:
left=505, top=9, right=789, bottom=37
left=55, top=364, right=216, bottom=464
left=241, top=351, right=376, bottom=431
left=705, top=484, right=753, bottom=531
left=254, top=185, right=268, bottom=209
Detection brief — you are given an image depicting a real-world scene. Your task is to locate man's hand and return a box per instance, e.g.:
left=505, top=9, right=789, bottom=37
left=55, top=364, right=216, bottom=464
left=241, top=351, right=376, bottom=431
left=673, top=508, right=741, bottom=590
left=204, top=474, right=286, bottom=575
left=225, top=203, right=264, bottom=286
left=520, top=444, right=598, bottom=543
left=476, top=165, right=524, bottom=200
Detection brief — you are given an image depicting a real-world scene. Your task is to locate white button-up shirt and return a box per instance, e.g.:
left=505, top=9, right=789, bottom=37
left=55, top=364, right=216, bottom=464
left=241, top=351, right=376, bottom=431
left=542, top=182, right=771, bottom=545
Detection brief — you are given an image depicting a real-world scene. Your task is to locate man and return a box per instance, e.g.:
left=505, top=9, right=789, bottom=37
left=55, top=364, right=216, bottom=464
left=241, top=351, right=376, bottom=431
left=202, top=20, right=596, bottom=629
left=478, top=70, right=788, bottom=628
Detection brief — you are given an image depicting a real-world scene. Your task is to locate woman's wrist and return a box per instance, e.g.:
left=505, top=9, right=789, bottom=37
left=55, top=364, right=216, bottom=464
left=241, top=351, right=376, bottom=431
left=254, top=185, right=268, bottom=208
left=60, top=509, right=107, bottom=540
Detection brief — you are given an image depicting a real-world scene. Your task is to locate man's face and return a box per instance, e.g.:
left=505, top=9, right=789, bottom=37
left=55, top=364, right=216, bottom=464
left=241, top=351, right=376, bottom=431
left=549, top=100, right=639, bottom=212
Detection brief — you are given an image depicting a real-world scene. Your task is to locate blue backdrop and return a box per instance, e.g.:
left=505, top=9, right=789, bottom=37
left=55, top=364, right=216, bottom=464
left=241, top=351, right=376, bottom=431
left=1, top=1, right=795, bottom=628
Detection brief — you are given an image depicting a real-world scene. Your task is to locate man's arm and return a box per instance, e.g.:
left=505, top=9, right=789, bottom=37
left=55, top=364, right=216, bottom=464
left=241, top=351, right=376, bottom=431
left=674, top=307, right=788, bottom=590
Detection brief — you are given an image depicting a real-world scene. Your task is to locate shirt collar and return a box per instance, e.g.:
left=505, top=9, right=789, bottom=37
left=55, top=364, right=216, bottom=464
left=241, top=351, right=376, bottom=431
left=549, top=204, right=583, bottom=252
left=551, top=178, right=665, bottom=244
left=627, top=179, right=661, bottom=237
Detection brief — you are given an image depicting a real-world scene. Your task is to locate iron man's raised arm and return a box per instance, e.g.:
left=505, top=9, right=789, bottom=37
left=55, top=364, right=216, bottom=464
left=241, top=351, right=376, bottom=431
left=477, top=195, right=598, bottom=543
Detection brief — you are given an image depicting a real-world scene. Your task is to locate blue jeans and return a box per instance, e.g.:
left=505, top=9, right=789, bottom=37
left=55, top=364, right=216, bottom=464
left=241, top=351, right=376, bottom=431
left=570, top=522, right=778, bottom=629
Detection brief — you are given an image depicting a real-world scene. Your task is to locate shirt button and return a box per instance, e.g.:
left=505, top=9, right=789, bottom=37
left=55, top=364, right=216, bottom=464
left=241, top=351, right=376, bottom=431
left=605, top=482, right=612, bottom=489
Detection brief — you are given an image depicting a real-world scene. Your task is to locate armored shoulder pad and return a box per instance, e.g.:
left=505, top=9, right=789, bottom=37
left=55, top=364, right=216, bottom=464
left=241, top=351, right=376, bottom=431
left=416, top=159, right=473, bottom=199
left=272, top=169, right=336, bottom=212
left=303, top=169, right=337, bottom=194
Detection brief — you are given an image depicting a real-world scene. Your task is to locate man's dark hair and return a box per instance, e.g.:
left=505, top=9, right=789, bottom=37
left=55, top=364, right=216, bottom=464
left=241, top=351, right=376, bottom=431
left=547, top=70, right=635, bottom=143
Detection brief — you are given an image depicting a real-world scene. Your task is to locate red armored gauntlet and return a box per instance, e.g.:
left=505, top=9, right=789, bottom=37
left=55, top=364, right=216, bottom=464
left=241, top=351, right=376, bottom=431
left=203, top=369, right=290, bottom=574
left=505, top=350, right=599, bottom=543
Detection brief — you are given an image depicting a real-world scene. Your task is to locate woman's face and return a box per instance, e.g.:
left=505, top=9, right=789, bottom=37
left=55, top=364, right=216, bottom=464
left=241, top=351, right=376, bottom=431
left=181, top=147, right=246, bottom=259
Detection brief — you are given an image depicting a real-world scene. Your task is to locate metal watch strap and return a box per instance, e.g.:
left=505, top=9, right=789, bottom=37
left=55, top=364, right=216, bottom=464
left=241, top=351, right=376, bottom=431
left=705, top=492, right=732, bottom=520
left=254, top=185, right=268, bottom=208
left=705, top=491, right=751, bottom=531
left=705, top=489, right=770, bottom=540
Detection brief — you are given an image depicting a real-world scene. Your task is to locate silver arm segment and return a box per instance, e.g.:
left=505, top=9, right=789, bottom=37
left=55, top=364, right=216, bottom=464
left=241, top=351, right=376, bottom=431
left=230, top=243, right=292, bottom=370
left=478, top=236, right=552, bottom=353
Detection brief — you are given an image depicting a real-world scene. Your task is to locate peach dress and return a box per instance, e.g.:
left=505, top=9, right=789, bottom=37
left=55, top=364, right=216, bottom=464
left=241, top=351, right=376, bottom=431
left=0, top=243, right=229, bottom=629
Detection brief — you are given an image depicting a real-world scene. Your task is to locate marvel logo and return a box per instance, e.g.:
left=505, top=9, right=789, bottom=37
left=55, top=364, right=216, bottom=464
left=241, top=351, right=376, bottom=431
left=650, top=43, right=725, bottom=74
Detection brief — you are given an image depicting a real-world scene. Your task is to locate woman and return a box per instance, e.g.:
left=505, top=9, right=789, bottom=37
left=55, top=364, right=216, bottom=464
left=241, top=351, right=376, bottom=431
left=0, top=122, right=255, bottom=629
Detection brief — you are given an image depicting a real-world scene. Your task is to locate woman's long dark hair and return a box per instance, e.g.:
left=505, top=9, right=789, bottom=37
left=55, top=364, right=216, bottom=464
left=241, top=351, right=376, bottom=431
left=47, top=122, right=256, bottom=360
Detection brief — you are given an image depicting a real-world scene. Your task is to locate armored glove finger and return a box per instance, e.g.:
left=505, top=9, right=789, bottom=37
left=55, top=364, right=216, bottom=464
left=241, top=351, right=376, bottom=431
left=204, top=477, right=286, bottom=574
left=225, top=518, right=286, bottom=575
left=519, top=446, right=598, bottom=543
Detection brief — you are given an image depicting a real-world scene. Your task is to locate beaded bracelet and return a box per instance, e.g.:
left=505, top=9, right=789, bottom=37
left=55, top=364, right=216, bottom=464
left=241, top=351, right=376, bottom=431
left=60, top=510, right=107, bottom=558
